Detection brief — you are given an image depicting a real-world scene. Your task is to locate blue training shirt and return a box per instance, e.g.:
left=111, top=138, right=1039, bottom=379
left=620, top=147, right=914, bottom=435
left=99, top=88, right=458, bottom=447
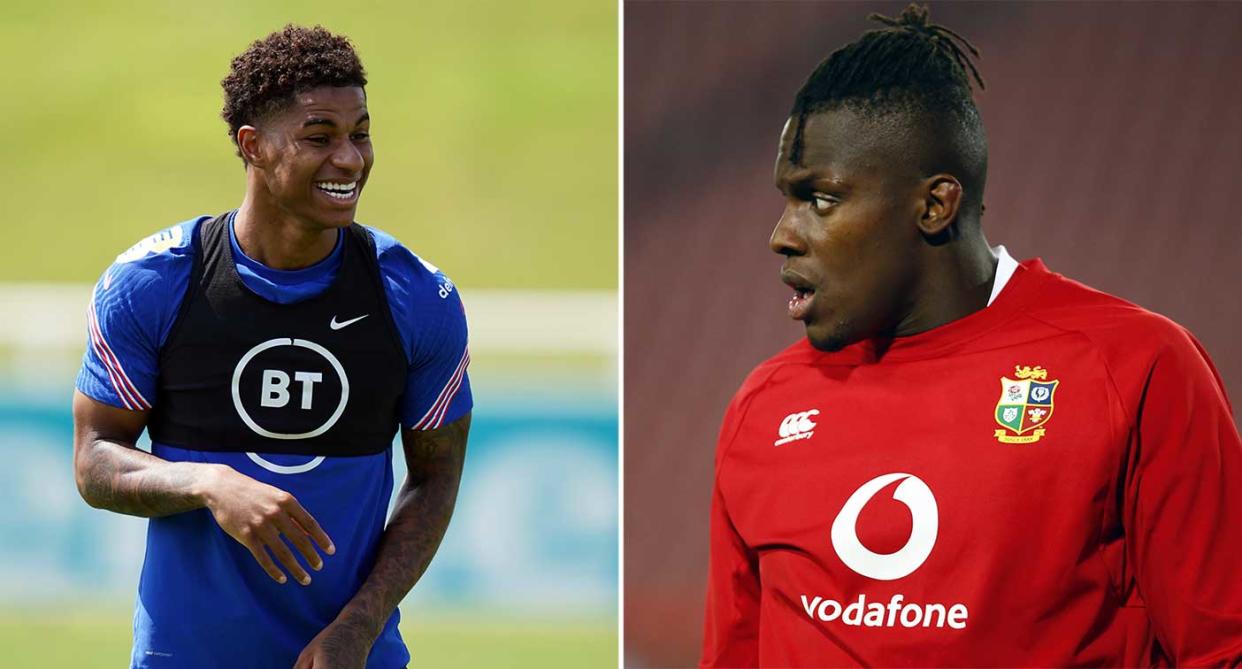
left=76, top=212, right=472, bottom=669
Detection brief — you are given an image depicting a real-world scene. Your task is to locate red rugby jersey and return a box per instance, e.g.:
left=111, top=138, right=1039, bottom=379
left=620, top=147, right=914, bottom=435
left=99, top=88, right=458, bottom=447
left=701, top=259, right=1242, bottom=667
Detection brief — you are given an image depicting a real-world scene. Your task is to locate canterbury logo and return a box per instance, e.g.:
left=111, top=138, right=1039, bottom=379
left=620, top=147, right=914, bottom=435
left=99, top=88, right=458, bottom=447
left=775, top=409, right=819, bottom=446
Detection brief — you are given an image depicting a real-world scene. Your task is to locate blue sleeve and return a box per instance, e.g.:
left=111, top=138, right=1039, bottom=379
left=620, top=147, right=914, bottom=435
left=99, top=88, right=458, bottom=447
left=370, top=227, right=473, bottom=430
left=75, top=220, right=198, bottom=411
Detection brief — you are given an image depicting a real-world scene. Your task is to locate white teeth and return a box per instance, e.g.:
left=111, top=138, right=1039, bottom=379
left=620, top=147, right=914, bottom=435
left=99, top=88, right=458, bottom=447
left=316, top=181, right=358, bottom=199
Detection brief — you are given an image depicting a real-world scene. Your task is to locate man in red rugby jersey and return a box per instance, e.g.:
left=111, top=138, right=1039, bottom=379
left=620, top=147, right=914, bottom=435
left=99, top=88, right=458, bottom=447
left=701, top=5, right=1242, bottom=667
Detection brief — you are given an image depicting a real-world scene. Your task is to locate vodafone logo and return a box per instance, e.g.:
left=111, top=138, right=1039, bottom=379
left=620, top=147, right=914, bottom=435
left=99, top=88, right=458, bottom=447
left=831, top=473, right=938, bottom=581
left=803, top=473, right=968, bottom=630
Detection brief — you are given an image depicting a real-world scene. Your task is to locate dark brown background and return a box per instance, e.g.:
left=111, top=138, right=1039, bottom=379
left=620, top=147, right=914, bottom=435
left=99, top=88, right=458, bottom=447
left=623, top=2, right=1242, bottom=666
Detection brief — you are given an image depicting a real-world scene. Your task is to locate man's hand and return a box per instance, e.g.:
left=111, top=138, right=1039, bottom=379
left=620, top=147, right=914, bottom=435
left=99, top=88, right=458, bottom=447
left=202, top=466, right=335, bottom=585
left=293, top=621, right=373, bottom=669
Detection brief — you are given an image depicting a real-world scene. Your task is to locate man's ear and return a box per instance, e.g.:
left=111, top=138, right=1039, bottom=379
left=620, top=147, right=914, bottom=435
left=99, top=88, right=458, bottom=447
left=236, top=125, right=265, bottom=167
left=918, top=174, right=964, bottom=237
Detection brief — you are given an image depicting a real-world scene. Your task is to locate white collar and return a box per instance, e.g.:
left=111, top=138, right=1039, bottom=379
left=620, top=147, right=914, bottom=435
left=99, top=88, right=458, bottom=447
left=987, top=245, right=1018, bottom=307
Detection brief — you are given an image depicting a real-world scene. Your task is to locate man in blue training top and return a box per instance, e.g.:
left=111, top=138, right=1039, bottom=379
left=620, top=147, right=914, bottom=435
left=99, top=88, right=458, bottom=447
left=72, top=25, right=471, bottom=669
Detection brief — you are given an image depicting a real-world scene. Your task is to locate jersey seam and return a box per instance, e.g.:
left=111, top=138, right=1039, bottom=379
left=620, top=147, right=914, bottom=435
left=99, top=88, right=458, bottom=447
left=714, top=358, right=802, bottom=551
left=362, top=224, right=423, bottom=367
left=717, top=360, right=795, bottom=466
left=157, top=218, right=207, bottom=363
left=1023, top=311, right=1150, bottom=611
left=359, top=225, right=411, bottom=367
left=1022, top=313, right=1138, bottom=427
left=782, top=320, right=1058, bottom=368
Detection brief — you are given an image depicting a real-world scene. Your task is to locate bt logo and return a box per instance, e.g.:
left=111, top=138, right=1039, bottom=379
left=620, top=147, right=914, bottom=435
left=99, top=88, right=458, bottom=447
left=232, top=338, right=349, bottom=440
left=231, top=338, right=351, bottom=475
left=260, top=370, right=323, bottom=410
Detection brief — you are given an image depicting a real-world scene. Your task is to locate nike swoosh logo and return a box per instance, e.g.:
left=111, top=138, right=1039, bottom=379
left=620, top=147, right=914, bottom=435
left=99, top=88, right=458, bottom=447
left=330, top=314, right=369, bottom=330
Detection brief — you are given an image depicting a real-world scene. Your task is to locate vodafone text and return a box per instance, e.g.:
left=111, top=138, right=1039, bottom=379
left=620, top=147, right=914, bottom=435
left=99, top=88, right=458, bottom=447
left=800, top=593, right=968, bottom=630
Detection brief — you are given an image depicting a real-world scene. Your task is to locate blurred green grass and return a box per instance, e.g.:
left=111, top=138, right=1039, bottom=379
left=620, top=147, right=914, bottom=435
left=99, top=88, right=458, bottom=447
left=0, top=0, right=617, bottom=290
left=0, top=608, right=616, bottom=668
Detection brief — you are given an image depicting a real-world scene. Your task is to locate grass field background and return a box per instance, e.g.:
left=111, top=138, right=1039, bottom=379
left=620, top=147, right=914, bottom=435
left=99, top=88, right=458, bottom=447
left=0, top=0, right=617, bottom=290
left=0, top=608, right=615, bottom=669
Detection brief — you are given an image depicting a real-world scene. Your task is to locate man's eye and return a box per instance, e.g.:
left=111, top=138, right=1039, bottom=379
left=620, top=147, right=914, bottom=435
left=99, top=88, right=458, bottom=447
left=305, top=136, right=329, bottom=145
left=811, top=194, right=836, bottom=214
left=352, top=132, right=370, bottom=141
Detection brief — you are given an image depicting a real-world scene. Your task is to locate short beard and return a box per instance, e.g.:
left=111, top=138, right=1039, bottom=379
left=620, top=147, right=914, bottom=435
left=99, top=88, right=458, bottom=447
left=805, top=320, right=853, bottom=352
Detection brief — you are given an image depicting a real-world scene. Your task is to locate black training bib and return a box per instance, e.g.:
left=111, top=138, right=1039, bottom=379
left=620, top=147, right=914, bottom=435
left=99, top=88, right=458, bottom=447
left=147, top=213, right=407, bottom=456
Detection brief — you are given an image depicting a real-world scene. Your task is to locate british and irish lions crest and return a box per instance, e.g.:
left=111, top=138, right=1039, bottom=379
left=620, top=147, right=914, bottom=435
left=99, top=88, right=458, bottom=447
left=994, top=365, right=1059, bottom=444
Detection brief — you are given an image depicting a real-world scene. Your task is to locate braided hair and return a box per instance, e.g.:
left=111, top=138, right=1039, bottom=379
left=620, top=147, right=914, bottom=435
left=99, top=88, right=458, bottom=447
left=787, top=3, right=987, bottom=215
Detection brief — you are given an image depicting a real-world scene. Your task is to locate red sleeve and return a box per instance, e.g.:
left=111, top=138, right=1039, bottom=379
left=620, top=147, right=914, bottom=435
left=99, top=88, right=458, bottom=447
left=700, top=474, right=761, bottom=668
left=701, top=384, right=762, bottom=668
left=1125, top=329, right=1242, bottom=664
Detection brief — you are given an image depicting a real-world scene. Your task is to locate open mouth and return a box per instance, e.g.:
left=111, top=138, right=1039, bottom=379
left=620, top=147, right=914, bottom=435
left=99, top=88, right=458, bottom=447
left=315, top=180, right=359, bottom=202
left=789, top=287, right=816, bottom=320
left=781, top=271, right=817, bottom=321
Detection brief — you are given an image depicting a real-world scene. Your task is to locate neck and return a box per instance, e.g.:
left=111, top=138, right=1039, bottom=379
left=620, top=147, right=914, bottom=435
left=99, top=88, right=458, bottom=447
left=234, top=191, right=339, bottom=270
left=892, top=232, right=999, bottom=337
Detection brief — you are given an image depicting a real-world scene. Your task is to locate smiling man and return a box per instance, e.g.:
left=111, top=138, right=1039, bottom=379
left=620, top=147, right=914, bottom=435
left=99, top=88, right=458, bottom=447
left=72, top=26, right=470, bottom=669
left=701, top=5, right=1242, bottom=667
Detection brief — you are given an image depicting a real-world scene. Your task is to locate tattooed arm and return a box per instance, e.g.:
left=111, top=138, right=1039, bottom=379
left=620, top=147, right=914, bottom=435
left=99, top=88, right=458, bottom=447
left=72, top=390, right=335, bottom=585
left=72, top=389, right=209, bottom=516
left=295, top=413, right=471, bottom=669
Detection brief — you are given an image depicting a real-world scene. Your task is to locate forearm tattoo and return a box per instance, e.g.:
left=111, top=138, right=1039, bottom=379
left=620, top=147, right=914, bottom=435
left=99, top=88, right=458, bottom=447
left=79, top=440, right=207, bottom=517
left=336, top=415, right=471, bottom=637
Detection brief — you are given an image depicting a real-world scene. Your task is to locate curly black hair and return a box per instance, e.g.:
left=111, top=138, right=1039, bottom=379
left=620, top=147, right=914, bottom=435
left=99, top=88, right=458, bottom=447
left=221, top=25, right=367, bottom=160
